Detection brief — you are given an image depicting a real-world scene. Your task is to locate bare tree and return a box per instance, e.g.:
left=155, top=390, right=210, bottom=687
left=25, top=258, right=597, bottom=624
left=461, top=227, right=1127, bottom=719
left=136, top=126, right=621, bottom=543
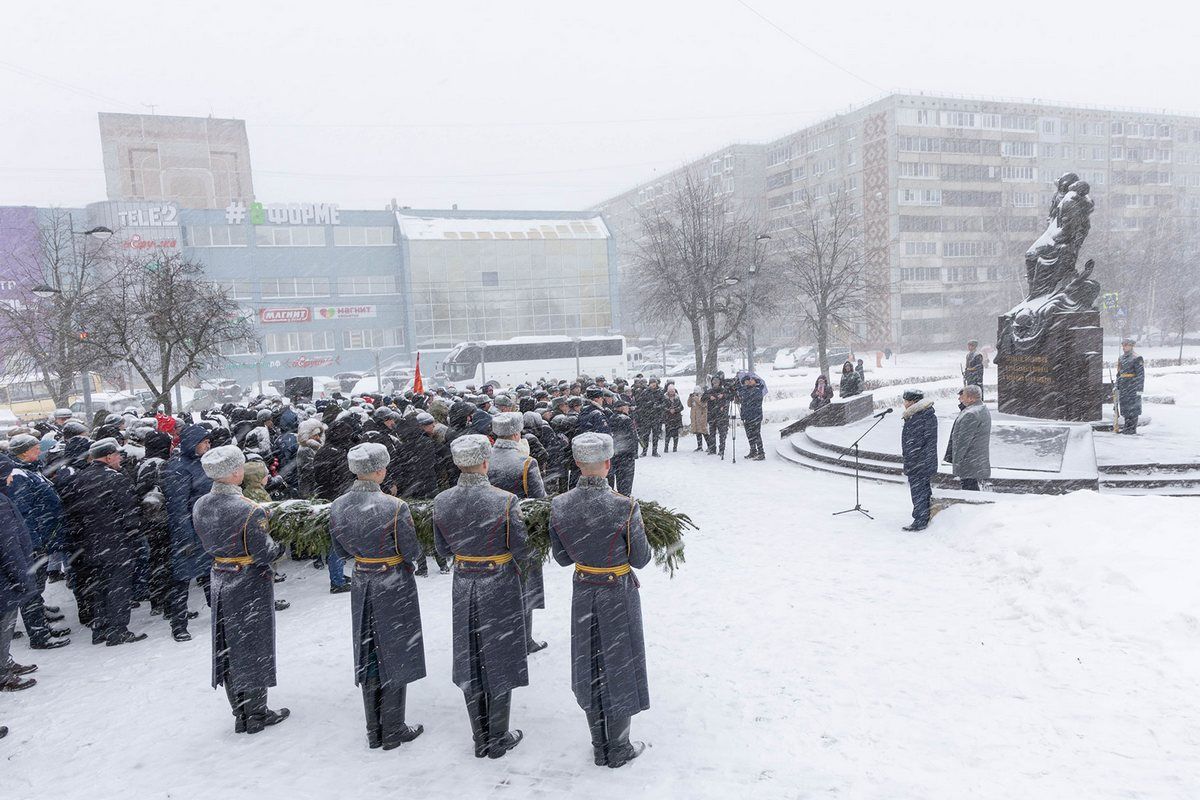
left=774, top=186, right=878, bottom=378
left=0, top=209, right=115, bottom=408
left=82, top=251, right=255, bottom=412
left=630, top=170, right=771, bottom=378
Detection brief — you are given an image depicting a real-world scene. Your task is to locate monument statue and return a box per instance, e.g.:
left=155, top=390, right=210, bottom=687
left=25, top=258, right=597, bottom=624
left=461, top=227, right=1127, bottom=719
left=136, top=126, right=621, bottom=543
left=994, top=171, right=1105, bottom=422
left=997, top=173, right=1102, bottom=355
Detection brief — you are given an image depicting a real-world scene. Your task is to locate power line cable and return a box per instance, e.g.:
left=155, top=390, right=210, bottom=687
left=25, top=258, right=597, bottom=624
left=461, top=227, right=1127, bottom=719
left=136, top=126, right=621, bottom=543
left=731, top=0, right=885, bottom=92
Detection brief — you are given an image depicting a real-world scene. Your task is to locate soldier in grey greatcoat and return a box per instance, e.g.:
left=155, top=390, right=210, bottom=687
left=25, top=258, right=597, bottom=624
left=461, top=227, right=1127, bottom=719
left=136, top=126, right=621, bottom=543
left=488, top=412, right=548, bottom=654
left=549, top=432, right=651, bottom=769
left=192, top=445, right=289, bottom=735
left=433, top=434, right=530, bottom=760
left=329, top=442, right=426, bottom=751
left=947, top=385, right=991, bottom=491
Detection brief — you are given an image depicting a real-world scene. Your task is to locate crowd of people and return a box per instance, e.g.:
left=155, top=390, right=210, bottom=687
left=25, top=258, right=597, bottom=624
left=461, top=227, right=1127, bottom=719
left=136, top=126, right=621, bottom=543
left=0, top=367, right=769, bottom=755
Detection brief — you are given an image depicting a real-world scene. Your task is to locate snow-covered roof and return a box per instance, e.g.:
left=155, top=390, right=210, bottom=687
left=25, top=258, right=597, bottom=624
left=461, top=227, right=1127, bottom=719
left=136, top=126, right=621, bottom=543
left=396, top=214, right=609, bottom=241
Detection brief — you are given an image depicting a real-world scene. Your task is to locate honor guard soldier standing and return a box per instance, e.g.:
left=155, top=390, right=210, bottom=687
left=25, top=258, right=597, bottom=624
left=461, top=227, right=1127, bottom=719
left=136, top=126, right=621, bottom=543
left=192, top=445, right=289, bottom=734
left=964, top=339, right=985, bottom=398
left=549, top=432, right=651, bottom=769
left=433, top=434, right=530, bottom=759
left=487, top=412, right=548, bottom=654
left=329, top=442, right=426, bottom=750
left=328, top=443, right=427, bottom=753
left=1117, top=338, right=1145, bottom=434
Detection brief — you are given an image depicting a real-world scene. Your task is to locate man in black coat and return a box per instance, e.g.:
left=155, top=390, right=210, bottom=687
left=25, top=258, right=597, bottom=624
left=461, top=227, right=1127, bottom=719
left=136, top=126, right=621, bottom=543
left=964, top=339, right=985, bottom=398
left=634, top=378, right=666, bottom=457
left=609, top=398, right=639, bottom=495
left=702, top=375, right=732, bottom=456
left=314, top=415, right=361, bottom=592
left=1116, top=338, right=1145, bottom=434
left=900, top=389, right=938, bottom=532
left=398, top=412, right=450, bottom=575
left=736, top=375, right=766, bottom=461
left=360, top=408, right=404, bottom=494
left=69, top=438, right=147, bottom=645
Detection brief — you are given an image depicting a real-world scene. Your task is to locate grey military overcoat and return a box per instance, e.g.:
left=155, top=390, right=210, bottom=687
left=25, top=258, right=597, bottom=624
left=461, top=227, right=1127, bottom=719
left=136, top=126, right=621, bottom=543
left=433, top=472, right=531, bottom=695
left=487, top=439, right=547, bottom=611
left=329, top=480, right=427, bottom=687
left=192, top=483, right=280, bottom=691
left=549, top=475, right=652, bottom=717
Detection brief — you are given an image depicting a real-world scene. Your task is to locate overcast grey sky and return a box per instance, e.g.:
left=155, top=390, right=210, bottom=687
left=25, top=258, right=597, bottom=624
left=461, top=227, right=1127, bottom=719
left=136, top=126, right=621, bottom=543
left=2, top=0, right=1196, bottom=211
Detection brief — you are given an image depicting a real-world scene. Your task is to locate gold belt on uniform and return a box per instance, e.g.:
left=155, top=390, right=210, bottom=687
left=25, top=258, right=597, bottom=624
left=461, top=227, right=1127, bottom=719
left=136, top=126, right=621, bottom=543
left=455, top=553, right=513, bottom=566
left=1120, top=373, right=1136, bottom=378
left=214, top=556, right=253, bottom=566
left=575, top=563, right=631, bottom=578
left=356, top=555, right=404, bottom=566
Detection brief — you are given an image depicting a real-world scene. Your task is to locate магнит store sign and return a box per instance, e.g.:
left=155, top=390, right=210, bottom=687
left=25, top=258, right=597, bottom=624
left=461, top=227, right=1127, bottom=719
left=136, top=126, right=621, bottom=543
left=259, top=307, right=312, bottom=324
left=314, top=305, right=376, bottom=320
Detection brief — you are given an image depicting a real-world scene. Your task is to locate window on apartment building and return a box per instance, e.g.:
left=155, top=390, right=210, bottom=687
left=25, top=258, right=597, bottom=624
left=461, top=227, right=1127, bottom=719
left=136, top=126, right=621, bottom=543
left=903, top=241, right=938, bottom=256
left=900, top=267, right=941, bottom=282
left=1111, top=146, right=1124, bottom=160
left=943, top=111, right=976, bottom=128
left=333, top=226, right=395, bottom=246
left=254, top=226, right=326, bottom=247
left=943, top=241, right=998, bottom=258
left=1010, top=191, right=1038, bottom=207
left=1001, top=141, right=1037, bottom=158
left=1001, top=115, right=1036, bottom=131
left=261, top=277, right=331, bottom=298
left=899, top=162, right=937, bottom=179
left=899, top=188, right=942, bottom=206
left=1041, top=119, right=1058, bottom=135
left=1000, top=165, right=1038, bottom=181
left=1111, top=121, right=1124, bottom=135
left=215, top=280, right=255, bottom=299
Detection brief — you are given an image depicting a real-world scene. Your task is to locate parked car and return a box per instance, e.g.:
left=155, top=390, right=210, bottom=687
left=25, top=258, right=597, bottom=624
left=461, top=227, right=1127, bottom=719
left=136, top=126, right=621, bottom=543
left=797, top=346, right=851, bottom=368
left=773, top=349, right=798, bottom=370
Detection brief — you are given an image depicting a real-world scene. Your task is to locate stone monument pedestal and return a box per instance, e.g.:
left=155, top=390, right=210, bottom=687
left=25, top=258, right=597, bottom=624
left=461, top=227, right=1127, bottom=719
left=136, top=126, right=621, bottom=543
left=995, top=309, right=1104, bottom=422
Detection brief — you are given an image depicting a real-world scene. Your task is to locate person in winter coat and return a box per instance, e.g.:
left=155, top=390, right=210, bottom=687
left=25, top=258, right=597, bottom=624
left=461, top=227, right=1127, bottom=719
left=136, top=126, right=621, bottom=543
left=736, top=375, right=766, bottom=460
left=900, top=389, right=938, bottom=531
left=576, top=388, right=610, bottom=435
left=163, top=424, right=214, bottom=641
left=192, top=445, right=289, bottom=735
left=314, top=415, right=361, bottom=592
left=360, top=408, right=404, bottom=495
left=68, top=438, right=146, bottom=646
left=0, top=460, right=38, bottom=694
left=395, top=414, right=450, bottom=576
left=662, top=385, right=684, bottom=454
left=433, top=435, right=531, bottom=760
left=487, top=413, right=548, bottom=655
left=329, top=443, right=426, bottom=750
left=609, top=398, right=639, bottom=495
left=136, top=430, right=173, bottom=617
left=634, top=378, right=666, bottom=457
left=810, top=375, right=834, bottom=411
left=702, top=375, right=732, bottom=456
left=49, top=435, right=92, bottom=622
left=947, top=385, right=991, bottom=490
left=839, top=361, right=863, bottom=398
left=687, top=387, right=709, bottom=451
left=1117, top=338, right=1145, bottom=434
left=549, top=432, right=651, bottom=769
left=292, top=418, right=324, bottom=498
left=6, top=436, right=70, bottom=649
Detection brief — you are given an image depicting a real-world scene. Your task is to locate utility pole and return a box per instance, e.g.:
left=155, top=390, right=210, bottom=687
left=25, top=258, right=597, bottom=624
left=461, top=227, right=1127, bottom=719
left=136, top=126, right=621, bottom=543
left=374, top=349, right=383, bottom=395
left=572, top=336, right=581, bottom=379
left=746, top=233, right=771, bottom=373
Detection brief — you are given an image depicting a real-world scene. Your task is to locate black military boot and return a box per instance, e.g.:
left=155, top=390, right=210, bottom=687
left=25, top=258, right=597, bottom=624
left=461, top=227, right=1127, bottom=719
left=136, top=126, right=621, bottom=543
left=466, top=691, right=490, bottom=758
left=605, top=715, right=645, bottom=768
left=243, top=689, right=290, bottom=734
left=586, top=710, right=608, bottom=767
left=486, top=691, right=523, bottom=759
left=525, top=612, right=547, bottom=654
left=380, top=685, right=423, bottom=750
left=362, top=677, right=383, bottom=748
left=225, top=684, right=247, bottom=733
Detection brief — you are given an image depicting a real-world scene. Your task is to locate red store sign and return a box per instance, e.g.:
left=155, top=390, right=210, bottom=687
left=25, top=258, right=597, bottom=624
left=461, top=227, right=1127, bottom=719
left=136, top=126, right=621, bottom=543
left=259, top=307, right=312, bottom=324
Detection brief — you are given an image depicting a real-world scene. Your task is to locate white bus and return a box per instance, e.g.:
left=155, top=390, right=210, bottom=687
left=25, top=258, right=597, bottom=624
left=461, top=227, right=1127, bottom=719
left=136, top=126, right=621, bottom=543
left=442, top=335, right=627, bottom=389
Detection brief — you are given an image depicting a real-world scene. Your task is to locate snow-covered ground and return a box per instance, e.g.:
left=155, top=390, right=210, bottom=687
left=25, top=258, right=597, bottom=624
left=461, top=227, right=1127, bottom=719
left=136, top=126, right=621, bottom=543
left=5, top=433, right=1199, bottom=800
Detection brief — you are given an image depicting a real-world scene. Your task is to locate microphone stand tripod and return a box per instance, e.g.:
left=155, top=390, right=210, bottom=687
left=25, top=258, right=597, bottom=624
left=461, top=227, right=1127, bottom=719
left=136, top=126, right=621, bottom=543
left=832, top=412, right=890, bottom=519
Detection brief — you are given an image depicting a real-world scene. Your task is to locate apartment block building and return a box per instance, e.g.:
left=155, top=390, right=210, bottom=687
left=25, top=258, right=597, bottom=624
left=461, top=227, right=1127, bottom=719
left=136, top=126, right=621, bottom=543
left=595, top=93, right=1200, bottom=349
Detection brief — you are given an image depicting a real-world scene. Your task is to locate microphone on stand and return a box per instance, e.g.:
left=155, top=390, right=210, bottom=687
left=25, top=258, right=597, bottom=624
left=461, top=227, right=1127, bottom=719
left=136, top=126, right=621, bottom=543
left=873, top=407, right=894, bottom=420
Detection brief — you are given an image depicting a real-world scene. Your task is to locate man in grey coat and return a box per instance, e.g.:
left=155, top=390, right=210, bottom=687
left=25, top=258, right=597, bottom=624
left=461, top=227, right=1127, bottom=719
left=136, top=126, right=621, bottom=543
left=948, top=385, right=991, bottom=491
left=549, top=432, right=651, bottom=769
left=433, top=434, right=530, bottom=759
left=192, top=445, right=289, bottom=734
left=329, top=442, right=426, bottom=751
left=487, top=412, right=548, bottom=654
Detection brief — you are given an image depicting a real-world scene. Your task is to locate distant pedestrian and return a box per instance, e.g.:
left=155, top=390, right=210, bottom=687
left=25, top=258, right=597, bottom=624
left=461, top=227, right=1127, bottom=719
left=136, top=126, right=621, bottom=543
left=687, top=387, right=709, bottom=451
left=947, top=385, right=990, bottom=490
left=964, top=339, right=984, bottom=398
left=900, top=389, right=937, bottom=532
left=809, top=375, right=834, bottom=411
left=839, top=361, right=863, bottom=398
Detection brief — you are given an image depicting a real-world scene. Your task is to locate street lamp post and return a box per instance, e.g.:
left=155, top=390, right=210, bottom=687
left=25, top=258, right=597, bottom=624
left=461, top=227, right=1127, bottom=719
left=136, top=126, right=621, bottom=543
left=571, top=336, right=581, bottom=380
left=479, top=343, right=488, bottom=385
left=746, top=233, right=771, bottom=374
left=373, top=349, right=384, bottom=396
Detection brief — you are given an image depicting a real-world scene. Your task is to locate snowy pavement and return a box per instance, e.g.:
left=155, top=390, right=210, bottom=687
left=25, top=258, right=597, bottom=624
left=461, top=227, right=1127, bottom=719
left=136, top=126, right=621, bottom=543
left=4, top=431, right=1199, bottom=799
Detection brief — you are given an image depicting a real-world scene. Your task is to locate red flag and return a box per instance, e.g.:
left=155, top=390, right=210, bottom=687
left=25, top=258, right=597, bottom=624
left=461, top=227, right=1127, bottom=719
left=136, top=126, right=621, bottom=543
left=412, top=352, right=424, bottom=394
